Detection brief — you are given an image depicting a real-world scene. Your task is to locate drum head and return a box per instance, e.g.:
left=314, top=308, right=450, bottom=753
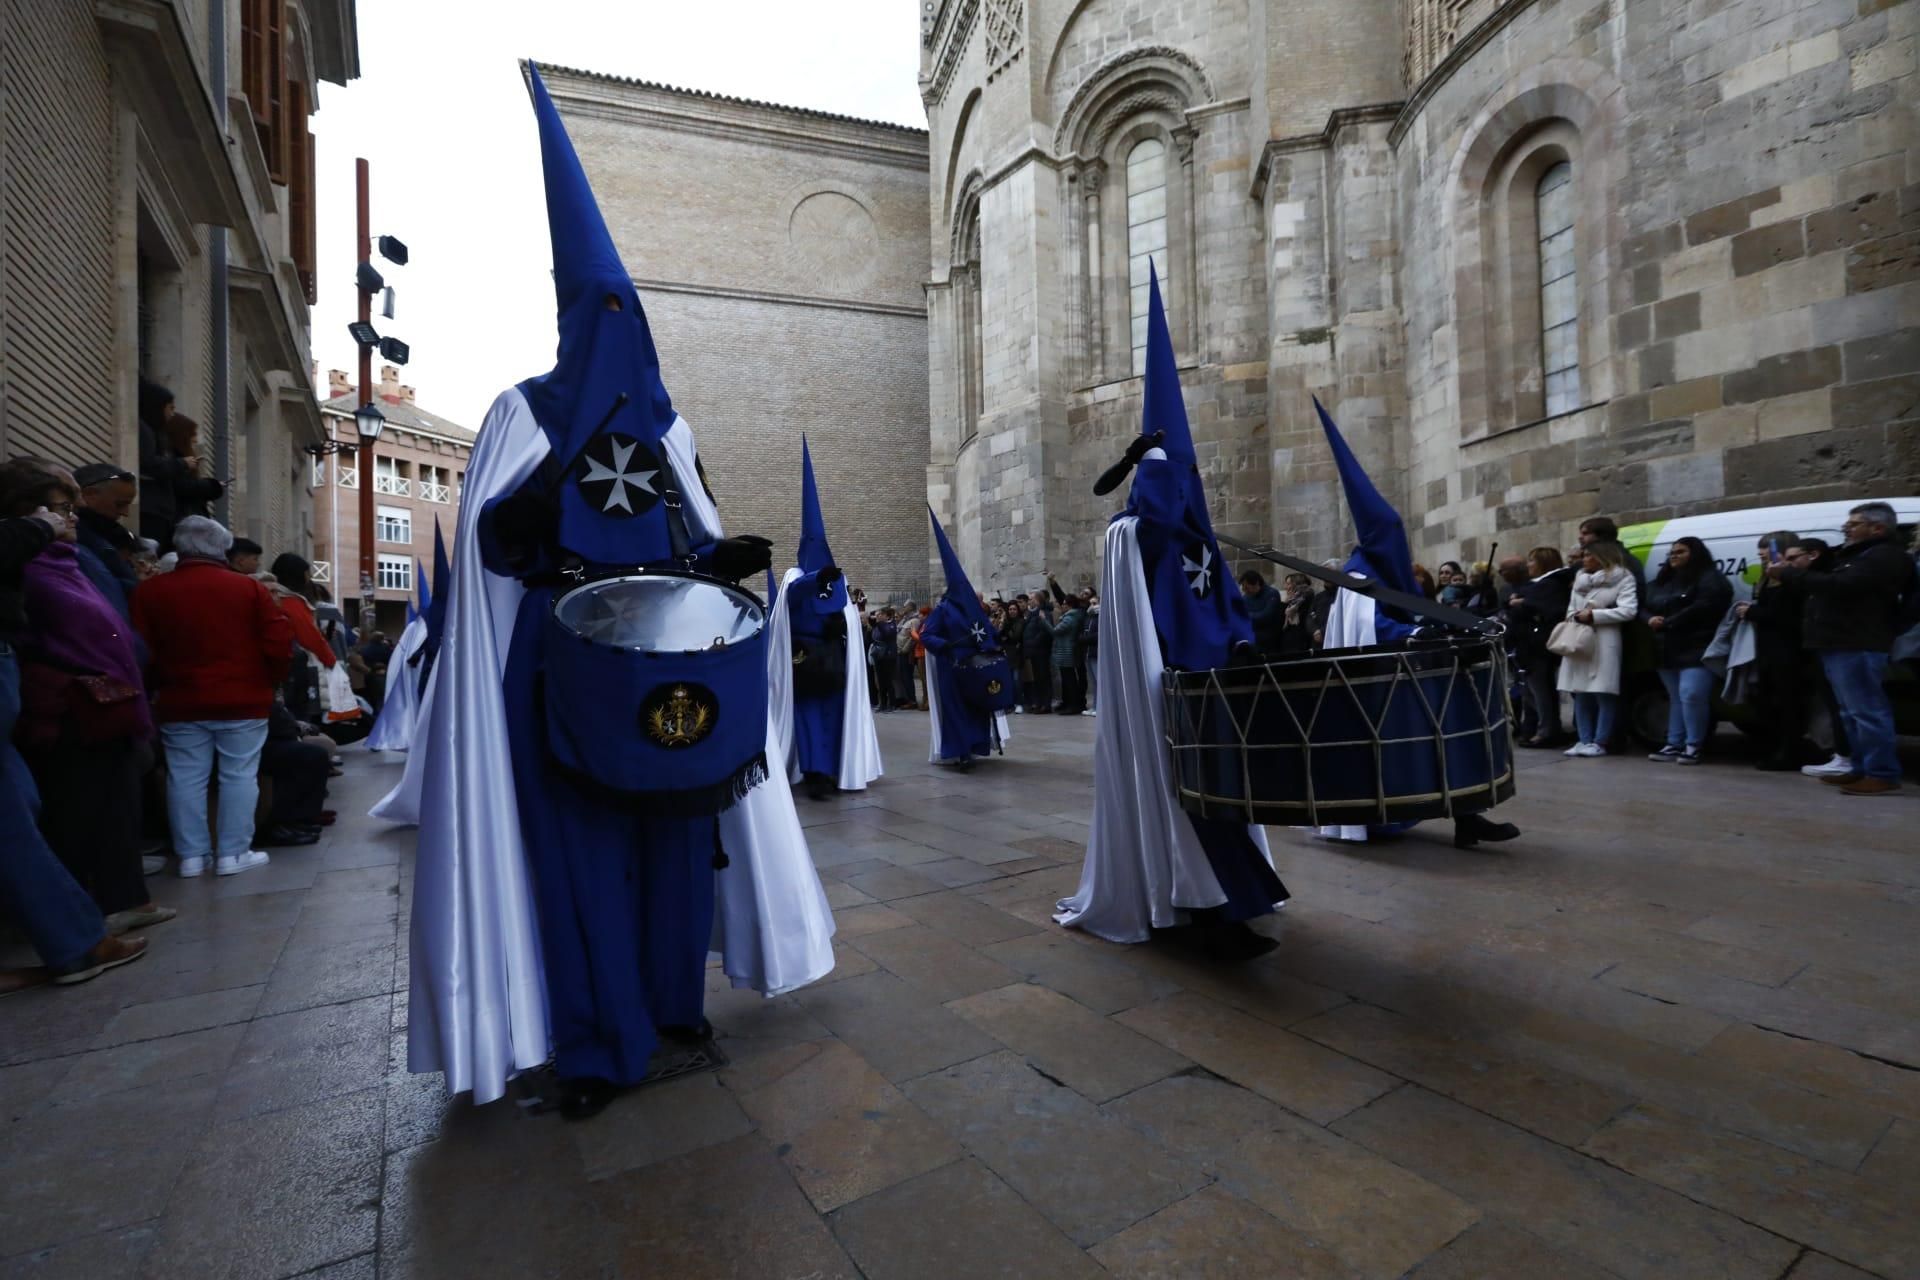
left=553, top=574, right=765, bottom=652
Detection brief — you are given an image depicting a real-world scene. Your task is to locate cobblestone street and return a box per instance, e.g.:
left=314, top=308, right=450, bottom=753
left=3, top=711, right=1916, bottom=1279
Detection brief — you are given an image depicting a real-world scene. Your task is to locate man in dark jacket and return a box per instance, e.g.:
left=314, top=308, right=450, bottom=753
left=1022, top=590, right=1054, bottom=712
left=73, top=463, right=141, bottom=603
left=258, top=701, right=329, bottom=846
left=1, top=507, right=146, bottom=990
left=1505, top=549, right=1575, bottom=745
left=1737, top=531, right=1813, bottom=770
left=135, top=381, right=221, bottom=550
left=1239, top=570, right=1285, bottom=654
left=1771, top=502, right=1914, bottom=795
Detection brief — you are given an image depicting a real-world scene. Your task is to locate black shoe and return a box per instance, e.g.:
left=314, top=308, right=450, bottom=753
left=1454, top=812, right=1520, bottom=849
left=258, top=826, right=320, bottom=847
left=804, top=774, right=834, bottom=801
left=558, top=1076, right=620, bottom=1121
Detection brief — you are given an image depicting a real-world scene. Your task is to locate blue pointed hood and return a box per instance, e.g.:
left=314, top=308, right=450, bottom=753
left=1137, top=262, right=1197, bottom=470
left=419, top=519, right=453, bottom=679
left=1315, top=396, right=1416, bottom=597
left=1121, top=260, right=1250, bottom=668
left=516, top=62, right=680, bottom=565
left=928, top=506, right=992, bottom=632
left=797, top=437, right=834, bottom=573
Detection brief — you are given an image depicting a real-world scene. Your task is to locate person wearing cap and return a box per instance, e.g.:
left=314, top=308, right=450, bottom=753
left=73, top=463, right=141, bottom=601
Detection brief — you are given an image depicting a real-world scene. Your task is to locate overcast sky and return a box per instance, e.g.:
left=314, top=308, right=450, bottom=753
left=310, top=0, right=926, bottom=428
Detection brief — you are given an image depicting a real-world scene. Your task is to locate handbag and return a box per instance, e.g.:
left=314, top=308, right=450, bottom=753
left=18, top=660, right=145, bottom=746
left=955, top=650, right=1018, bottom=712
left=317, top=660, right=362, bottom=722
left=1546, top=618, right=1595, bottom=658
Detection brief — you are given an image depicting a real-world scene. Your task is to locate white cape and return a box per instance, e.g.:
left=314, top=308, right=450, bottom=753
left=365, top=616, right=426, bottom=753
left=376, top=387, right=835, bottom=1104
left=1054, top=515, right=1272, bottom=943
left=766, top=566, right=882, bottom=791
left=1315, top=587, right=1378, bottom=841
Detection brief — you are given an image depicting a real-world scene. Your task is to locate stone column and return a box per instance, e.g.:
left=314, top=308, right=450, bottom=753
left=1082, top=160, right=1106, bottom=383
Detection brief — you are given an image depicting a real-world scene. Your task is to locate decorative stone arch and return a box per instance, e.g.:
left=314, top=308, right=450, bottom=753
left=1444, top=58, right=1626, bottom=440
left=1053, top=46, right=1212, bottom=381
left=950, top=171, right=987, bottom=446
left=939, top=87, right=984, bottom=269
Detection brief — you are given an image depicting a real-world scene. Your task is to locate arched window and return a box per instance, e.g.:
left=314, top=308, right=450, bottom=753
left=1126, top=137, right=1169, bottom=374
left=1536, top=161, right=1579, bottom=417
left=954, top=195, right=985, bottom=445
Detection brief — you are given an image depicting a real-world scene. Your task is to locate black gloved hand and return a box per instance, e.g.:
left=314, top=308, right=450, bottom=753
left=486, top=490, right=559, bottom=570
left=816, top=565, right=843, bottom=596
left=710, top=535, right=773, bottom=582
left=1093, top=430, right=1167, bottom=496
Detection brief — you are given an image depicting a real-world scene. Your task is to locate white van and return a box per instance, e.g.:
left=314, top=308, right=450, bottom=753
left=1619, top=498, right=1920, bottom=597
left=1610, top=497, right=1920, bottom=746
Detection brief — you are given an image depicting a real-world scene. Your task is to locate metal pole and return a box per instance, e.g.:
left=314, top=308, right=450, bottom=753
left=356, top=158, right=376, bottom=631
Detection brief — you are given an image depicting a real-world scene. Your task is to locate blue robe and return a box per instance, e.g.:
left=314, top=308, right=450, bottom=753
left=1127, top=456, right=1287, bottom=922
left=479, top=425, right=725, bottom=1087
left=920, top=599, right=995, bottom=762
left=788, top=568, right=846, bottom=779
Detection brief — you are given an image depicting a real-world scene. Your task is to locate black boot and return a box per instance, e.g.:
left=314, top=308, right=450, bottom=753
left=1454, top=811, right=1520, bottom=849
left=557, top=1075, right=619, bottom=1121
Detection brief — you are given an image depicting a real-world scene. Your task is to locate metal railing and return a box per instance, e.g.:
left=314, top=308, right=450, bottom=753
left=373, top=474, right=412, bottom=497
left=420, top=482, right=451, bottom=504
left=337, top=468, right=358, bottom=489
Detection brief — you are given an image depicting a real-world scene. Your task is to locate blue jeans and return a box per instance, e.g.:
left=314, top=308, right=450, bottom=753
left=1659, top=666, right=1715, bottom=750
left=0, top=647, right=105, bottom=967
left=161, top=719, right=269, bottom=860
left=1821, top=650, right=1898, bottom=781
left=1573, top=691, right=1617, bottom=746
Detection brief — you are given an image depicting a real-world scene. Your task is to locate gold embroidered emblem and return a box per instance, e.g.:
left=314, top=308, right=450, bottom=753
left=792, top=648, right=806, bottom=666
left=986, top=679, right=1003, bottom=696
left=645, top=684, right=716, bottom=748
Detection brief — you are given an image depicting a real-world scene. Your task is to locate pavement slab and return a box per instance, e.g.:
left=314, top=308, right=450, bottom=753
left=3, top=711, right=1913, bottom=1278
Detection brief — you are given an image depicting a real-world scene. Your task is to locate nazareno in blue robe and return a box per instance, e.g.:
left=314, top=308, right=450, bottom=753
left=920, top=597, right=996, bottom=763
left=788, top=567, right=847, bottom=778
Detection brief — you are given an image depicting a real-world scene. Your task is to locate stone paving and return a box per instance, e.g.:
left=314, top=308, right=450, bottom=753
left=2, top=711, right=1917, bottom=1279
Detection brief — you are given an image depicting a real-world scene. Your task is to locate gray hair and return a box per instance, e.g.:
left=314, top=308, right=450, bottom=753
left=170, top=515, right=234, bottom=560
left=1850, top=501, right=1896, bottom=531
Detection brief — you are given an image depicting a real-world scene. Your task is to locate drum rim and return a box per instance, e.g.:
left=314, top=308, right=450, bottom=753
left=551, top=566, right=767, bottom=653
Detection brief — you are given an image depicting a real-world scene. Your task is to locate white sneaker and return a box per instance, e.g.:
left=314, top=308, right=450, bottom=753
left=142, top=855, right=167, bottom=875
left=1801, top=755, right=1853, bottom=778
left=1575, top=742, right=1608, bottom=757
left=1563, top=743, right=1588, bottom=757
left=176, top=856, right=208, bottom=878
left=215, top=850, right=271, bottom=876
left=1080, top=709, right=1096, bottom=717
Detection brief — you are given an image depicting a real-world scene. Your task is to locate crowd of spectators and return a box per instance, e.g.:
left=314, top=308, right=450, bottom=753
left=855, top=575, right=1103, bottom=718
left=0, top=410, right=393, bottom=995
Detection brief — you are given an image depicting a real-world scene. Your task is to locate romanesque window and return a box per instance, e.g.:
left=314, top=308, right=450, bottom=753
left=1536, top=162, right=1580, bottom=417
left=953, top=189, right=985, bottom=445
left=1126, top=138, right=1169, bottom=374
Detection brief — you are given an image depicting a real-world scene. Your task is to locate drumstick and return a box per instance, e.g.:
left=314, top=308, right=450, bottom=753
left=1214, top=531, right=1500, bottom=636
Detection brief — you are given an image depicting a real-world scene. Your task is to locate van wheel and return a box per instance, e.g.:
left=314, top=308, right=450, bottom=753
left=1625, top=677, right=1670, bottom=750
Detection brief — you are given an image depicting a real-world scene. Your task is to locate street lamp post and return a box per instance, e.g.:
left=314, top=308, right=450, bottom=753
left=356, top=158, right=376, bottom=632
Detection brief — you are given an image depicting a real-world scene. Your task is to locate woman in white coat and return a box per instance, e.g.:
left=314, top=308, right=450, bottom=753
left=1557, top=539, right=1640, bottom=756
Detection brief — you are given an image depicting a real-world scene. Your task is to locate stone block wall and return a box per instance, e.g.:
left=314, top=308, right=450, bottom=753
left=1389, top=0, right=1918, bottom=565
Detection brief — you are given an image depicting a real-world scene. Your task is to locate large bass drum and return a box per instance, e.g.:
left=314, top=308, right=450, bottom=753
left=1163, top=634, right=1515, bottom=827
left=543, top=570, right=770, bottom=812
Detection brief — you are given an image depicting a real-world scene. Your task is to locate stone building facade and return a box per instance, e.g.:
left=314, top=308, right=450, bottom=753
left=312, top=366, right=473, bottom=634
left=541, top=65, right=934, bottom=601
left=921, top=0, right=1919, bottom=591
left=0, top=1, right=359, bottom=559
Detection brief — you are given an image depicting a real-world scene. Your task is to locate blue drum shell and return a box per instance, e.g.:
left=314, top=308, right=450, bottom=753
left=1165, top=640, right=1514, bottom=827
left=542, top=617, right=769, bottom=801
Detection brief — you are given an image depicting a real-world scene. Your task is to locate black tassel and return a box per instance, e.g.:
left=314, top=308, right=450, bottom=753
left=547, top=751, right=769, bottom=818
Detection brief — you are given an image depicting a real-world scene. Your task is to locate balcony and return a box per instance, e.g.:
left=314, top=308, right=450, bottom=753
left=420, top=482, right=451, bottom=504
left=338, top=467, right=359, bottom=489
left=310, top=561, right=332, bottom=584
left=373, top=474, right=412, bottom=497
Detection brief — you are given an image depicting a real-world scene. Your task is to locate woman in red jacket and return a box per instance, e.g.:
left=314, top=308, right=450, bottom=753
left=132, top=517, right=293, bottom=878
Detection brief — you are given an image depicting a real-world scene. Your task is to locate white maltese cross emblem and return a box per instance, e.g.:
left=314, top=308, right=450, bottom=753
left=577, top=433, right=660, bottom=518
left=1182, top=544, right=1214, bottom=598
